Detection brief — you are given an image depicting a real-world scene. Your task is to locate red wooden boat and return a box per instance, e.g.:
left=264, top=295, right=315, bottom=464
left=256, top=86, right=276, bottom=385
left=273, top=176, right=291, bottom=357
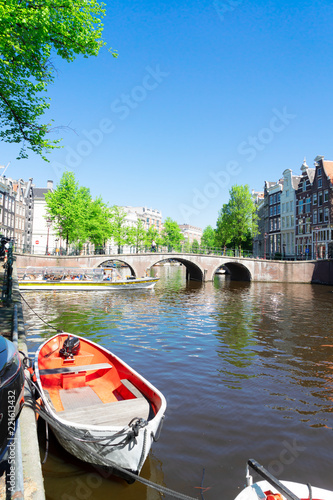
left=34, top=333, right=166, bottom=478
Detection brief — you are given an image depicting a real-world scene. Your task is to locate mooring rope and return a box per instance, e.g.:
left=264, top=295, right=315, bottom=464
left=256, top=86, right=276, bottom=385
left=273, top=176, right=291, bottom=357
left=24, top=375, right=199, bottom=500
left=26, top=397, right=199, bottom=499
left=19, top=292, right=63, bottom=332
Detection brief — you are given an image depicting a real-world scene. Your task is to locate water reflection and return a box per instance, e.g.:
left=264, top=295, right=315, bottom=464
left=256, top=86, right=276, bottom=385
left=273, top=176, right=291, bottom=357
left=21, top=266, right=333, bottom=499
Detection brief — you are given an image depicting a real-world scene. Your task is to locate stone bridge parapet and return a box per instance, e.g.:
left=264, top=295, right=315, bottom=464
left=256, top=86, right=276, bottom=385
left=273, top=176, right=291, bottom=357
left=14, top=252, right=333, bottom=284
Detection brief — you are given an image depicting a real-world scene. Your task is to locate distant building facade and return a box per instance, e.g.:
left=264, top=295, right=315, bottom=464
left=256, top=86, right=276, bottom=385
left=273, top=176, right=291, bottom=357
left=281, top=168, right=300, bottom=259
left=31, top=180, right=56, bottom=254
left=179, top=224, right=202, bottom=244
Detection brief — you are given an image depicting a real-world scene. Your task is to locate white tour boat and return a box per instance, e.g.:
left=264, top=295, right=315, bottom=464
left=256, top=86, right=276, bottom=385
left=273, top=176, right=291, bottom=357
left=18, top=267, right=159, bottom=291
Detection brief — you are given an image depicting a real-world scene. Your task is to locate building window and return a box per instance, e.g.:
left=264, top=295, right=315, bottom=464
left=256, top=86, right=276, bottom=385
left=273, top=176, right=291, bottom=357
left=306, top=197, right=311, bottom=212
left=298, top=199, right=303, bottom=214
left=299, top=220, right=303, bottom=234
left=318, top=178, right=322, bottom=188
left=324, top=190, right=329, bottom=203
left=318, top=167, right=322, bottom=177
left=313, top=193, right=317, bottom=205
left=303, top=180, right=307, bottom=192
left=319, top=209, right=323, bottom=223
left=306, top=217, right=311, bottom=233
left=282, top=217, right=285, bottom=229
left=270, top=206, right=273, bottom=216
left=318, top=191, right=323, bottom=206
left=324, top=208, right=329, bottom=222
left=313, top=211, right=317, bottom=224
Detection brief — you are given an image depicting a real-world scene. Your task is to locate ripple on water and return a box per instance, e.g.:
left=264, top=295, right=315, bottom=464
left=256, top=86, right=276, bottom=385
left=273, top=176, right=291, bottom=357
left=22, top=269, right=333, bottom=499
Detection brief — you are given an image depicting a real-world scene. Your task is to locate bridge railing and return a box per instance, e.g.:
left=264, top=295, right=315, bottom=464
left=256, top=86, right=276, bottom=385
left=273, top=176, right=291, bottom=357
left=14, top=242, right=254, bottom=258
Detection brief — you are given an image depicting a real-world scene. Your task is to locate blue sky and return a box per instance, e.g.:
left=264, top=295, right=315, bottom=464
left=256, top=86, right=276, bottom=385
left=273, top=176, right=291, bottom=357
left=2, top=0, right=333, bottom=229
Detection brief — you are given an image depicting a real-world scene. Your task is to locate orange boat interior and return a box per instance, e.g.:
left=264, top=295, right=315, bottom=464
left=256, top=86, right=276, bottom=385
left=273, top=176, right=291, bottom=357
left=37, top=335, right=160, bottom=426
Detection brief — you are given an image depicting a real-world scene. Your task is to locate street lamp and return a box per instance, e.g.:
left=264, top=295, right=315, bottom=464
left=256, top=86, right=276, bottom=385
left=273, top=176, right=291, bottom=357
left=314, top=226, right=319, bottom=260
left=45, top=218, right=52, bottom=255
left=264, top=233, right=267, bottom=259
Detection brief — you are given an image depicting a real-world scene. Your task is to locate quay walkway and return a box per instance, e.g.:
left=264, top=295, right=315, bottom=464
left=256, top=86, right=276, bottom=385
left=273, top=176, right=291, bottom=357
left=0, top=263, right=45, bottom=500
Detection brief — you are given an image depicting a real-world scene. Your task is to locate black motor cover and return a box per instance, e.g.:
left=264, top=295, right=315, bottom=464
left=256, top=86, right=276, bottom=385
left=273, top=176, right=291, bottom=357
left=60, top=335, right=80, bottom=358
left=0, top=336, right=25, bottom=461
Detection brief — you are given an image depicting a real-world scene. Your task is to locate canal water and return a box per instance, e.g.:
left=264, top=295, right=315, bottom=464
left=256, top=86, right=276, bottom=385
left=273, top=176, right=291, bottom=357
left=22, top=265, right=333, bottom=500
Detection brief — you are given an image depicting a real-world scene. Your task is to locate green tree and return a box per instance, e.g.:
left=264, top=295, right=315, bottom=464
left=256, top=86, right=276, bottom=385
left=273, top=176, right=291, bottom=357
left=45, top=171, right=91, bottom=250
left=109, top=206, right=128, bottom=254
left=216, top=185, right=258, bottom=253
left=85, top=197, right=113, bottom=250
left=201, top=225, right=216, bottom=252
left=191, top=239, right=199, bottom=253
left=161, top=218, right=184, bottom=251
left=0, top=0, right=117, bottom=160
left=145, top=226, right=162, bottom=251
left=127, top=220, right=147, bottom=253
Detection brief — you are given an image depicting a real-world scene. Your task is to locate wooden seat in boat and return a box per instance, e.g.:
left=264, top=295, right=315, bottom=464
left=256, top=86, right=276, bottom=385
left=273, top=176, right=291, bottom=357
left=39, top=363, right=112, bottom=375
left=57, top=380, right=151, bottom=427
left=59, top=397, right=151, bottom=426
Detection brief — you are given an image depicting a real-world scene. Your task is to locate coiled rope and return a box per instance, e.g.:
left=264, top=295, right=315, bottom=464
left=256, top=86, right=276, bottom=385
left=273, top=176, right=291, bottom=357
left=24, top=390, right=199, bottom=500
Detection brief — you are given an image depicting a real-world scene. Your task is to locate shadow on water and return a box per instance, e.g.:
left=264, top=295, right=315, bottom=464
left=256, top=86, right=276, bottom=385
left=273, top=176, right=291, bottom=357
left=38, top=419, right=164, bottom=500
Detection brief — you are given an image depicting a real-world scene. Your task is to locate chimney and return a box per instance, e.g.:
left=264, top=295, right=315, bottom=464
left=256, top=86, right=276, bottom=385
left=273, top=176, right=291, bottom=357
left=47, top=180, right=53, bottom=190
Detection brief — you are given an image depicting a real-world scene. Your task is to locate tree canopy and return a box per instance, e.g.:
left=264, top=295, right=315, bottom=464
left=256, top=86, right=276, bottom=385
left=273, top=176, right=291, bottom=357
left=45, top=171, right=113, bottom=250
left=216, top=185, right=258, bottom=252
left=109, top=205, right=129, bottom=254
left=161, top=217, right=184, bottom=251
left=0, top=0, right=116, bottom=160
left=201, top=225, right=216, bottom=250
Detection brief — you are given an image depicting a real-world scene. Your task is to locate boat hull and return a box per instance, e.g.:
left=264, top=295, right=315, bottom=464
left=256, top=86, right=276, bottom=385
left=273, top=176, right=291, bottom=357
left=34, top=333, right=166, bottom=475
left=235, top=480, right=333, bottom=499
left=19, top=277, right=158, bottom=291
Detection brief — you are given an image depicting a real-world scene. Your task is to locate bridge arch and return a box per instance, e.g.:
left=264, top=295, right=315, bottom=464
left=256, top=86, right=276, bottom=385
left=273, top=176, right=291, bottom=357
left=149, top=257, right=204, bottom=282
left=214, top=261, right=252, bottom=281
left=95, top=258, right=136, bottom=277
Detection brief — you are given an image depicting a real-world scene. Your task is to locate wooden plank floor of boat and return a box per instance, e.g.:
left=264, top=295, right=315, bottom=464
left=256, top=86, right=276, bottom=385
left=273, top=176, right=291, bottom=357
left=53, top=382, right=151, bottom=427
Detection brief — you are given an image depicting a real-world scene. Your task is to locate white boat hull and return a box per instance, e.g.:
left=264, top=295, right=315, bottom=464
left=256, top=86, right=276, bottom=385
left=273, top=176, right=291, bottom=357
left=52, top=415, right=161, bottom=474
left=235, top=479, right=333, bottom=499
left=34, top=333, right=166, bottom=476
left=19, top=277, right=158, bottom=291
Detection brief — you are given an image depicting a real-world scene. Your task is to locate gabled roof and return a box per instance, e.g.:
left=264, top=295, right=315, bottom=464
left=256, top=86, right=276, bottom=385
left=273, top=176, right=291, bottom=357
left=323, top=160, right=333, bottom=184
left=307, top=168, right=316, bottom=183
left=291, top=175, right=302, bottom=190
left=34, top=188, right=49, bottom=199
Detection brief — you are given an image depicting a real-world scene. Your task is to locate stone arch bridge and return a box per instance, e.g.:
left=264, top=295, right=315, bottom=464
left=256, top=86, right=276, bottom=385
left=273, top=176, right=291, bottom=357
left=15, top=252, right=333, bottom=284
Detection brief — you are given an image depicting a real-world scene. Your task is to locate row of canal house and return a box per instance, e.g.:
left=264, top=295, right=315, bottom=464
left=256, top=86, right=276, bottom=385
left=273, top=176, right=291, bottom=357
left=254, top=155, right=333, bottom=259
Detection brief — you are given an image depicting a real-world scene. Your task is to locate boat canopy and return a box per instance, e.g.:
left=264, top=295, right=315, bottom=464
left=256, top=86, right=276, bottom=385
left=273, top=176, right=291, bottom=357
left=17, top=267, right=104, bottom=281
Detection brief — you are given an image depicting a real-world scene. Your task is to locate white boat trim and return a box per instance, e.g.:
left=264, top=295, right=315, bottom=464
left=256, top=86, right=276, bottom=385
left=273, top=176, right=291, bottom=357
left=18, top=267, right=159, bottom=291
left=34, top=333, right=167, bottom=474
left=234, top=459, right=333, bottom=500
